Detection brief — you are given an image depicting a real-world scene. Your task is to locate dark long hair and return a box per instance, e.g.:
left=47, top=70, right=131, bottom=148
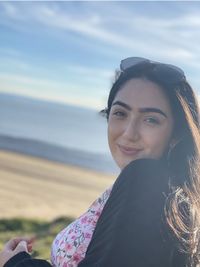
left=101, top=65, right=200, bottom=265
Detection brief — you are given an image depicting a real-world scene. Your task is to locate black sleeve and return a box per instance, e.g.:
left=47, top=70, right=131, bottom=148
left=78, top=158, right=188, bottom=267
left=4, top=252, right=52, bottom=267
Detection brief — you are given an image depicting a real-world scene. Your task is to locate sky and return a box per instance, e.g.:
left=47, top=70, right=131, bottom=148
left=1, top=1, right=200, bottom=110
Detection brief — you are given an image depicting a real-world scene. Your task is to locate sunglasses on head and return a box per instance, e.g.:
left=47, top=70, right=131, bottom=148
left=120, top=57, right=186, bottom=83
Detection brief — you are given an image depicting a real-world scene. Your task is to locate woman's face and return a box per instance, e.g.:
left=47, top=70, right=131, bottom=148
left=108, top=78, right=175, bottom=170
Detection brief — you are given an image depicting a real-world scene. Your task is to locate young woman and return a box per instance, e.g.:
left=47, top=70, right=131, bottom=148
left=1, top=57, right=200, bottom=267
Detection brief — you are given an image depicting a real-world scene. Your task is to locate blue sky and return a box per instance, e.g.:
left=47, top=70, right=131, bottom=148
left=1, top=1, right=200, bottom=110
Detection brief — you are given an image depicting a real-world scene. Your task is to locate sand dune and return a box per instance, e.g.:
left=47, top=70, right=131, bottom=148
left=0, top=150, right=116, bottom=219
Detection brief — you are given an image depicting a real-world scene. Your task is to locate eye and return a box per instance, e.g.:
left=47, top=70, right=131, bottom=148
left=144, top=117, right=160, bottom=125
left=112, top=110, right=127, bottom=118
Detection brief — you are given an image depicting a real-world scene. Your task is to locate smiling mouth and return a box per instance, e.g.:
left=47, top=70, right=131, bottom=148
left=118, top=145, right=142, bottom=156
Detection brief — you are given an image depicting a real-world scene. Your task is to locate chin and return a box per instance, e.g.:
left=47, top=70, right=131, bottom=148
left=118, top=158, right=139, bottom=170
left=117, top=154, right=157, bottom=170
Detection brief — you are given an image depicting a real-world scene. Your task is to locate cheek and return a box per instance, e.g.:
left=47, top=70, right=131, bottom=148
left=107, top=118, right=119, bottom=140
left=107, top=122, right=115, bottom=149
left=107, top=119, right=122, bottom=155
left=145, top=128, right=173, bottom=157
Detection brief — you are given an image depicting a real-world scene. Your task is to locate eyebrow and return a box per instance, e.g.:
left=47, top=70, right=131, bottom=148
left=112, top=100, right=168, bottom=118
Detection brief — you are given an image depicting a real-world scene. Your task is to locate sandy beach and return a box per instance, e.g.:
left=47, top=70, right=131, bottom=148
left=0, top=150, right=116, bottom=220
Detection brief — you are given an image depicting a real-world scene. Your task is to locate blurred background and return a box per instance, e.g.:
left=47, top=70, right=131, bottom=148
left=1, top=0, right=200, bottom=259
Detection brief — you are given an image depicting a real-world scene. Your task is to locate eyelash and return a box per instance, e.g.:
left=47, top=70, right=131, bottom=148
left=112, top=111, right=126, bottom=118
left=144, top=117, right=160, bottom=125
left=112, top=111, right=160, bottom=125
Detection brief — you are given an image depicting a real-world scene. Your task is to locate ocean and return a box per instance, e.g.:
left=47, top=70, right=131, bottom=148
left=0, top=93, right=119, bottom=174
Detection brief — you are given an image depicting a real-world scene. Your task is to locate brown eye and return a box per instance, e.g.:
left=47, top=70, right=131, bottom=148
left=113, top=111, right=126, bottom=118
left=144, top=117, right=160, bottom=125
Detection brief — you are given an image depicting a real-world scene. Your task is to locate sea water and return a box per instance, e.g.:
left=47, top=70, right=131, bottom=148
left=0, top=93, right=118, bottom=174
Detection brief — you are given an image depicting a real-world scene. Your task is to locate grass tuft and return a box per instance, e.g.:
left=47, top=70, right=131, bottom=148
left=0, top=217, right=74, bottom=260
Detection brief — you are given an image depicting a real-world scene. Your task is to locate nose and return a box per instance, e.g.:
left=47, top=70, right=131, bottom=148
left=122, top=118, right=140, bottom=142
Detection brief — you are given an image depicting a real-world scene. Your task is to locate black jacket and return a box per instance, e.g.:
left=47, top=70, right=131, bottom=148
left=78, top=159, right=187, bottom=267
left=4, top=252, right=51, bottom=267
left=4, top=159, right=188, bottom=267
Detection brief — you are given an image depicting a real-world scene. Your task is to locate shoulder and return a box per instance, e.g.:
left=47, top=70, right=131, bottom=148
left=123, top=158, right=168, bottom=173
left=113, top=158, right=170, bottom=193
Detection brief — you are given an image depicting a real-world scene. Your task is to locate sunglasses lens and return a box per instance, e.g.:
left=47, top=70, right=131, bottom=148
left=153, top=64, right=185, bottom=83
left=120, top=57, right=185, bottom=83
left=120, top=57, right=149, bottom=71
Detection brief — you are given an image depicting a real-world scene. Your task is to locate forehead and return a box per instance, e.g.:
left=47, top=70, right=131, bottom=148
left=114, top=78, right=171, bottom=111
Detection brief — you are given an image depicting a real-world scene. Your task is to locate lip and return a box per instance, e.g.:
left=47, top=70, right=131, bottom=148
left=118, top=144, right=142, bottom=156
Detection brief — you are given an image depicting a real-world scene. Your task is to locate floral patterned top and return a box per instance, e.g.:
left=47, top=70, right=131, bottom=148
left=51, top=186, right=112, bottom=267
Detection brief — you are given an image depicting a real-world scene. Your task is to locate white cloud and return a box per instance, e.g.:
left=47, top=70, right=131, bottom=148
left=66, top=65, right=113, bottom=79
left=0, top=71, right=108, bottom=109
left=28, top=4, right=200, bottom=63
left=0, top=2, right=18, bottom=18
left=1, top=1, right=200, bottom=106
left=1, top=2, right=200, bottom=62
